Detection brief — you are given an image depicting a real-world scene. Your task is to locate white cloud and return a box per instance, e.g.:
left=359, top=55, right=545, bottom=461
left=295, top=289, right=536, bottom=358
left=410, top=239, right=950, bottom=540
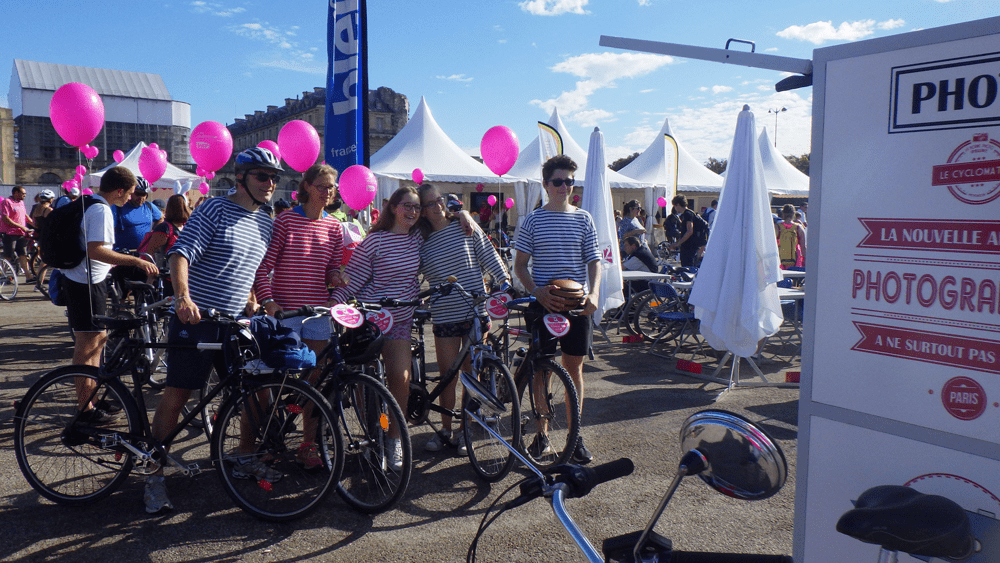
left=637, top=0, right=652, bottom=5
left=712, top=85, right=733, bottom=94
left=777, top=19, right=906, bottom=45
left=571, top=109, right=615, bottom=127
left=257, top=58, right=325, bottom=75
left=640, top=89, right=655, bottom=94
left=437, top=74, right=474, bottom=82
left=530, top=52, right=673, bottom=123
left=279, top=41, right=292, bottom=49
left=519, top=0, right=589, bottom=16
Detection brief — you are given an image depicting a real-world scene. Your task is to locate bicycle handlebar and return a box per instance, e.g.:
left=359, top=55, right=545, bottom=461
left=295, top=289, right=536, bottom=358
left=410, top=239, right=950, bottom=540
left=508, top=458, right=634, bottom=510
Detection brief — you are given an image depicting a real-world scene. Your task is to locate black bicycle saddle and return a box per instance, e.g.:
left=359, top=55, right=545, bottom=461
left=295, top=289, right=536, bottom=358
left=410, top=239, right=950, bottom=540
left=836, top=485, right=976, bottom=560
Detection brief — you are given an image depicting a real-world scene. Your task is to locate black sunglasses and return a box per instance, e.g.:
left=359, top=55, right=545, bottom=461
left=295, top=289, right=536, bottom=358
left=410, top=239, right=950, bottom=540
left=548, top=178, right=575, bottom=187
left=252, top=171, right=281, bottom=183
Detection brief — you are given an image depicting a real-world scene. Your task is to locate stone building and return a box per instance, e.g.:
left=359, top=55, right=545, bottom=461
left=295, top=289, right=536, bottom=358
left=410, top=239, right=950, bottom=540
left=0, top=107, right=14, bottom=185
left=7, top=60, right=192, bottom=186
left=220, top=86, right=408, bottom=199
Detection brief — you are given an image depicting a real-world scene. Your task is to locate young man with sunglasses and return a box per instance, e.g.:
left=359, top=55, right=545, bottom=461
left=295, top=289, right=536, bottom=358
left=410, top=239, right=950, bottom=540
left=513, top=154, right=601, bottom=464
left=143, top=147, right=280, bottom=514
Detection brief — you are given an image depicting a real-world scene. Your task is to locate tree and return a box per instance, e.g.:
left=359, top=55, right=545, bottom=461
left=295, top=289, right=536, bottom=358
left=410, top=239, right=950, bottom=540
left=609, top=152, right=640, bottom=172
left=704, top=157, right=727, bottom=175
left=785, top=153, right=810, bottom=176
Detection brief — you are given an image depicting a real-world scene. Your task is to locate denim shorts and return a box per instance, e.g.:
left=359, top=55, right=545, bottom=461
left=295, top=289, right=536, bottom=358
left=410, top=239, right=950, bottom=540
left=279, top=314, right=331, bottom=342
left=433, top=316, right=491, bottom=338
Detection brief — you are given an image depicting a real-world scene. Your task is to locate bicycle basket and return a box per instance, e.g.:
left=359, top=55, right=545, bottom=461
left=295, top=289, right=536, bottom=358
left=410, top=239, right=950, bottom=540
left=340, top=319, right=384, bottom=365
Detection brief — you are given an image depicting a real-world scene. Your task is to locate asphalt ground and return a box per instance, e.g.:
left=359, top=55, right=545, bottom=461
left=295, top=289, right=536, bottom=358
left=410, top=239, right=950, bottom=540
left=0, top=288, right=801, bottom=563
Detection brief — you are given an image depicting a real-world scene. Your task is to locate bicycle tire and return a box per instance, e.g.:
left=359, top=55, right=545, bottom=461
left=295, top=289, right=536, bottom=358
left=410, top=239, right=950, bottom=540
left=0, top=258, right=18, bottom=300
left=210, top=377, right=342, bottom=522
left=631, top=290, right=685, bottom=343
left=145, top=312, right=171, bottom=390
left=332, top=372, right=412, bottom=513
left=14, top=365, right=139, bottom=505
left=515, top=358, right=580, bottom=470
left=195, top=366, right=224, bottom=439
left=463, top=358, right=520, bottom=482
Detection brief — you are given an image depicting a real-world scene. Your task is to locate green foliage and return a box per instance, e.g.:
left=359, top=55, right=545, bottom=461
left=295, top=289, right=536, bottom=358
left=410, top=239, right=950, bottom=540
left=785, top=153, right=810, bottom=176
left=609, top=152, right=640, bottom=172
left=704, top=157, right=727, bottom=175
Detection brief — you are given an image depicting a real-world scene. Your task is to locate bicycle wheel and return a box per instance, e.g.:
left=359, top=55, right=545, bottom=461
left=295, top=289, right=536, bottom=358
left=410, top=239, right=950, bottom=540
left=632, top=290, right=685, bottom=343
left=0, top=258, right=18, bottom=301
left=516, top=358, right=580, bottom=470
left=211, top=377, right=342, bottom=522
left=332, top=372, right=411, bottom=513
left=146, top=312, right=171, bottom=390
left=14, top=365, right=139, bottom=505
left=462, top=358, right=519, bottom=482
left=196, top=366, right=224, bottom=439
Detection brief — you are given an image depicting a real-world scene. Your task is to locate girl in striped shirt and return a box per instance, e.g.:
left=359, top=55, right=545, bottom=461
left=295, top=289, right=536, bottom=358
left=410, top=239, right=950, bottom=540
left=417, top=183, right=510, bottom=454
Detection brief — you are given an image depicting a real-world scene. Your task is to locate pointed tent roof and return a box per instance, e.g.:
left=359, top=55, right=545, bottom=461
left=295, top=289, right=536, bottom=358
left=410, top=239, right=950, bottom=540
left=83, top=142, right=200, bottom=192
left=619, top=117, right=724, bottom=193
left=757, top=127, right=809, bottom=197
left=506, top=108, right=648, bottom=188
left=371, top=97, right=515, bottom=183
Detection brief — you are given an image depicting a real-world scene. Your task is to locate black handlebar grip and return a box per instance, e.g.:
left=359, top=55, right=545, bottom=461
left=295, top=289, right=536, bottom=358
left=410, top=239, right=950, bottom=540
left=274, top=306, right=314, bottom=320
left=669, top=551, right=793, bottom=563
left=586, top=458, right=635, bottom=488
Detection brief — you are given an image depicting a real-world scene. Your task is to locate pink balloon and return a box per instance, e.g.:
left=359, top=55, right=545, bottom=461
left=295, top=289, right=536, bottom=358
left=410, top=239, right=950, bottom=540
left=290, top=192, right=298, bottom=201
left=411, top=168, right=424, bottom=185
left=196, top=166, right=206, bottom=177
left=339, top=165, right=377, bottom=210
left=657, top=196, right=667, bottom=207
left=572, top=195, right=580, bottom=204
left=487, top=195, right=497, bottom=206
left=476, top=184, right=483, bottom=193
left=149, top=143, right=159, bottom=150
left=88, top=146, right=100, bottom=159
left=257, top=140, right=281, bottom=165
left=480, top=125, right=519, bottom=176
left=49, top=83, right=105, bottom=147
left=189, top=121, right=233, bottom=173
left=113, top=149, right=125, bottom=163
left=81, top=188, right=93, bottom=196
left=205, top=171, right=215, bottom=180
left=277, top=120, right=321, bottom=172
left=199, top=183, right=210, bottom=195
left=139, top=145, right=168, bottom=184
left=505, top=197, right=514, bottom=209
left=75, top=165, right=87, bottom=176
left=73, top=173, right=83, bottom=182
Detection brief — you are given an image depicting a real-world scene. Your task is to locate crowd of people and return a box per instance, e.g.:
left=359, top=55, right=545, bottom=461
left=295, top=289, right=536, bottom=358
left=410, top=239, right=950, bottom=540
left=25, top=148, right=602, bottom=515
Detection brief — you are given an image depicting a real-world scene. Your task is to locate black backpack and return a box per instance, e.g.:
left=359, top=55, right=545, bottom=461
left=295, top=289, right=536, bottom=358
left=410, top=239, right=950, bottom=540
left=689, top=211, right=711, bottom=247
left=37, top=196, right=108, bottom=269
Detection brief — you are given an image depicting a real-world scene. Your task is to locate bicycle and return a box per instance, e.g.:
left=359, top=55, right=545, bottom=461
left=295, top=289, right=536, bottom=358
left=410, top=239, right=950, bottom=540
left=13, top=309, right=343, bottom=522
left=0, top=256, right=17, bottom=300
left=502, top=296, right=581, bottom=470
left=404, top=280, right=521, bottom=482
left=464, top=408, right=792, bottom=563
left=630, top=264, right=696, bottom=343
left=276, top=300, right=413, bottom=513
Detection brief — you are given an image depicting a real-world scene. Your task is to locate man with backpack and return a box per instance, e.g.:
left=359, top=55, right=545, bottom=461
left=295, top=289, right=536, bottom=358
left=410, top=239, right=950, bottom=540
left=667, top=195, right=708, bottom=267
left=62, top=166, right=158, bottom=422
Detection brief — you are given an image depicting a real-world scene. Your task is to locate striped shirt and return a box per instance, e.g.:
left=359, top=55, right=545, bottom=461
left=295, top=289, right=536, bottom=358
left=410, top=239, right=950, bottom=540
left=254, top=207, right=345, bottom=309
left=514, top=207, right=600, bottom=292
left=329, top=229, right=422, bottom=325
left=168, top=197, right=272, bottom=316
left=420, top=220, right=509, bottom=324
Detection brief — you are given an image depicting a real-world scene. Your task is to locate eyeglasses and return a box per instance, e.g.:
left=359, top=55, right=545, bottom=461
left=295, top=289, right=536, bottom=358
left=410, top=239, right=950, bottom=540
left=547, top=178, right=575, bottom=187
left=312, top=184, right=336, bottom=192
left=422, top=196, right=445, bottom=209
left=251, top=171, right=281, bottom=183
left=399, top=203, right=422, bottom=213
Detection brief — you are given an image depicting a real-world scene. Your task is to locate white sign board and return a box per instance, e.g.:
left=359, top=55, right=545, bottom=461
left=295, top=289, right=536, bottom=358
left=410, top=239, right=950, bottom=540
left=798, top=17, right=1000, bottom=562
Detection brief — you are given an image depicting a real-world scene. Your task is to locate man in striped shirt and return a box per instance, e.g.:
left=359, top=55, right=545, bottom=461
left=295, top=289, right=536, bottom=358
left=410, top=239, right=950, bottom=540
left=513, top=154, right=601, bottom=464
left=143, top=147, right=280, bottom=514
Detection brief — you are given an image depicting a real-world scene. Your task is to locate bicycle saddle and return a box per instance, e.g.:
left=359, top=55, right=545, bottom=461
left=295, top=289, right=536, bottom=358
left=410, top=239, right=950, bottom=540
left=836, top=485, right=976, bottom=560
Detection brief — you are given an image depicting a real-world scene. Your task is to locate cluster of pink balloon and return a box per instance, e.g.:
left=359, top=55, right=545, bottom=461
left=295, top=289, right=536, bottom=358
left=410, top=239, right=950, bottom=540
left=79, top=145, right=99, bottom=159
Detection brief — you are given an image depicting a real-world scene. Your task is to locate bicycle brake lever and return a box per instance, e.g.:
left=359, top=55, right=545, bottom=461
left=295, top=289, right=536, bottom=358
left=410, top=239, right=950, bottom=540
left=505, top=477, right=545, bottom=510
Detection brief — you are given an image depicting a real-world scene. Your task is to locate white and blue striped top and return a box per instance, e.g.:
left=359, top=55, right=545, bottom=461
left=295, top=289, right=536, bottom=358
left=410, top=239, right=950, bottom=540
left=514, top=208, right=599, bottom=291
left=168, top=197, right=272, bottom=316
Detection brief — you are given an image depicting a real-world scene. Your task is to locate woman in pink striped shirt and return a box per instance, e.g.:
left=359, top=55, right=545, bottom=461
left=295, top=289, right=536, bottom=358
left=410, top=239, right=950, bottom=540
left=254, top=163, right=347, bottom=468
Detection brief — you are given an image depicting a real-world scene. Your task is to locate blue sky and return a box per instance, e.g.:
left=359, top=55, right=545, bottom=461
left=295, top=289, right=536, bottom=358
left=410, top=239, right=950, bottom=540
left=2, top=0, right=995, bottom=167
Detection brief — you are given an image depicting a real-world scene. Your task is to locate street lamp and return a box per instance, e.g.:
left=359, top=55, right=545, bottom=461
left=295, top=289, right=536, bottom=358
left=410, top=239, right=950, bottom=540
left=768, top=107, right=787, bottom=147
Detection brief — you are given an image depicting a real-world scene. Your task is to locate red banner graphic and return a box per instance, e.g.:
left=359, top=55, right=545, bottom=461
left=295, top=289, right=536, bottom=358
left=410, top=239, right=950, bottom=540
left=857, top=218, right=1000, bottom=253
left=852, top=322, right=1000, bottom=375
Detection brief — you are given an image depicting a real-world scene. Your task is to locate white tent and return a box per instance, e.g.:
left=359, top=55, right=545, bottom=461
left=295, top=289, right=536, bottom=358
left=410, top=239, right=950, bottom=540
left=619, top=117, right=724, bottom=194
left=84, top=142, right=200, bottom=194
left=370, top=96, right=521, bottom=204
left=758, top=127, right=809, bottom=197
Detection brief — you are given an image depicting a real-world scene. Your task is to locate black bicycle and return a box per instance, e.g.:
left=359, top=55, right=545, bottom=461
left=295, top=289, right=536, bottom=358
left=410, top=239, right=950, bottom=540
left=13, top=310, right=343, bottom=522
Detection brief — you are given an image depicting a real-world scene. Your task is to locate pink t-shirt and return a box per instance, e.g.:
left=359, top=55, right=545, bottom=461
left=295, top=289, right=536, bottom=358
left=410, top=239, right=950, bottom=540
left=0, top=198, right=28, bottom=235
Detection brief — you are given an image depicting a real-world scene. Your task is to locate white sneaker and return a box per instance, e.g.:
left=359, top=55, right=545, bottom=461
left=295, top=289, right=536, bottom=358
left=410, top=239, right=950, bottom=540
left=425, top=431, right=451, bottom=452
left=389, top=438, right=404, bottom=471
left=144, top=475, right=173, bottom=514
left=455, top=430, right=468, bottom=457
left=232, top=457, right=283, bottom=482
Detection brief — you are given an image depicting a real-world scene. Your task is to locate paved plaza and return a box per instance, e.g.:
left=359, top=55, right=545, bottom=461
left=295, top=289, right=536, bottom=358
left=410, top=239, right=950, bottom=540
left=1, top=290, right=801, bottom=563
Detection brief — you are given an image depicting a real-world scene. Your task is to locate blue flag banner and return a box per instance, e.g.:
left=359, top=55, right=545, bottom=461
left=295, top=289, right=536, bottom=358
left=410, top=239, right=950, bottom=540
left=326, top=0, right=364, bottom=174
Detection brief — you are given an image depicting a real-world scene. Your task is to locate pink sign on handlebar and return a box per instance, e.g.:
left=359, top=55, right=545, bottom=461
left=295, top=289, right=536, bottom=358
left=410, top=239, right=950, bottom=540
left=331, top=304, right=363, bottom=328
left=485, top=293, right=511, bottom=319
left=542, top=313, right=570, bottom=337
left=366, top=309, right=394, bottom=333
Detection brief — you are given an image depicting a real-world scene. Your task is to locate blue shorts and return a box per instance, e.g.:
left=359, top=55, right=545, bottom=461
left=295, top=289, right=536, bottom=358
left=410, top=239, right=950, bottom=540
left=279, top=314, right=331, bottom=342
left=165, top=317, right=224, bottom=390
